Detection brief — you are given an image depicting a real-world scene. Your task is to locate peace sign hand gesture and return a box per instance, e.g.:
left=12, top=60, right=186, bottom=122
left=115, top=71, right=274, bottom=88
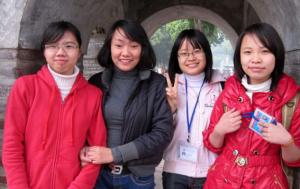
left=164, top=73, right=179, bottom=113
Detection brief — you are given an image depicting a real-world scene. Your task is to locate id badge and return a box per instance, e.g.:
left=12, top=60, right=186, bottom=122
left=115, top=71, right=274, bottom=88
left=177, top=141, right=198, bottom=163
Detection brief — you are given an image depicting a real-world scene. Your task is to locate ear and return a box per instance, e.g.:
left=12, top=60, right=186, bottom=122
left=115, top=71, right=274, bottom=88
left=77, top=48, right=82, bottom=59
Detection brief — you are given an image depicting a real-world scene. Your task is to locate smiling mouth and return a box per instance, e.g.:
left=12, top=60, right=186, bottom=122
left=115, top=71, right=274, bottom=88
left=185, top=63, right=199, bottom=68
left=120, top=59, right=132, bottom=64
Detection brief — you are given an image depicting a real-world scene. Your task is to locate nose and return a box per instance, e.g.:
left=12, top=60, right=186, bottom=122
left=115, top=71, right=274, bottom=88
left=251, top=52, right=261, bottom=63
left=56, top=47, right=67, bottom=55
left=121, top=46, right=130, bottom=57
left=187, top=52, right=196, bottom=61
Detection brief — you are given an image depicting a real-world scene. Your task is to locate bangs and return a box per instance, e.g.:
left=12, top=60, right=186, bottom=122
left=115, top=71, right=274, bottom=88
left=179, top=37, right=202, bottom=49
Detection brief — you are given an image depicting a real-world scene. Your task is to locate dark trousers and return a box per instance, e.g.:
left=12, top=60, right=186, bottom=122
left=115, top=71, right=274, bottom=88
left=162, top=172, right=206, bottom=189
left=94, top=168, right=155, bottom=189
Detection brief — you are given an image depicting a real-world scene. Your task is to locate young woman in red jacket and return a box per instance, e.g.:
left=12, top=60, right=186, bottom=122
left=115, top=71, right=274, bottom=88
left=2, top=21, right=107, bottom=189
left=203, top=23, right=300, bottom=189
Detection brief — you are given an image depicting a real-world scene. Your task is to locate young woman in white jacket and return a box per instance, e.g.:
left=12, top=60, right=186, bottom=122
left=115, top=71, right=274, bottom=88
left=163, top=29, right=224, bottom=189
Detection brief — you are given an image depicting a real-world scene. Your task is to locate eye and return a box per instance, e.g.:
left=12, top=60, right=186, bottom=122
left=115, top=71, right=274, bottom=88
left=242, top=50, right=251, bottom=55
left=178, top=52, right=188, bottom=57
left=130, top=42, right=140, bottom=48
left=45, top=44, right=58, bottom=49
left=261, top=48, right=271, bottom=54
left=193, top=49, right=202, bottom=54
left=64, top=44, right=77, bottom=49
left=113, top=44, right=122, bottom=48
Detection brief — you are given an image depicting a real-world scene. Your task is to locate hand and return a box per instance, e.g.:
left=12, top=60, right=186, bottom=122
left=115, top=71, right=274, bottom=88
left=80, top=146, right=92, bottom=167
left=164, top=73, right=179, bottom=113
left=214, top=108, right=242, bottom=136
left=260, top=122, right=293, bottom=145
left=86, top=146, right=113, bottom=164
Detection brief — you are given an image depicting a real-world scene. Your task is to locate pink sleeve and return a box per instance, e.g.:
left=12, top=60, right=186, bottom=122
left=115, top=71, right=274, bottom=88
left=2, top=79, right=31, bottom=189
left=68, top=91, right=107, bottom=189
left=203, top=92, right=225, bottom=154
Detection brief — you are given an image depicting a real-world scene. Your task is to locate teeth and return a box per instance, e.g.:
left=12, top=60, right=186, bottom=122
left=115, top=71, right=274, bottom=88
left=186, top=64, right=197, bottom=68
left=120, top=59, right=131, bottom=63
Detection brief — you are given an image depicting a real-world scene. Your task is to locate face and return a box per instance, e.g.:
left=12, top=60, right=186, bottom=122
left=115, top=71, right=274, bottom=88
left=111, top=28, right=142, bottom=72
left=240, top=34, right=275, bottom=84
left=44, top=31, right=81, bottom=75
left=177, top=39, right=206, bottom=75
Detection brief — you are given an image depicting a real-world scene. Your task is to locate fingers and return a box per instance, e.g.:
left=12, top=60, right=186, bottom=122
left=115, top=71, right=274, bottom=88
left=224, top=108, right=241, bottom=120
left=164, top=73, right=172, bottom=88
left=80, top=146, right=91, bottom=162
left=174, top=74, right=179, bottom=89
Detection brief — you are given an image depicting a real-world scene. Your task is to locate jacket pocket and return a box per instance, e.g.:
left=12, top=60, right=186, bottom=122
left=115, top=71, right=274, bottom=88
left=28, top=160, right=51, bottom=188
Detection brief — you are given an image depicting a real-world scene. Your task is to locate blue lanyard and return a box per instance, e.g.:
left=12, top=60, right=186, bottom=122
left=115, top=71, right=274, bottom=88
left=185, top=77, right=205, bottom=143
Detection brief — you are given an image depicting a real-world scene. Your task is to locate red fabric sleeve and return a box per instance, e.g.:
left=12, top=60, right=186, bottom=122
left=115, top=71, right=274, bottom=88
left=203, top=92, right=225, bottom=154
left=2, top=78, right=31, bottom=189
left=67, top=90, right=107, bottom=189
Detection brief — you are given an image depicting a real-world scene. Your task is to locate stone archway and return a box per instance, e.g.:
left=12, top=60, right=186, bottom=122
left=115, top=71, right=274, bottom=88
left=141, top=5, right=238, bottom=77
left=141, top=5, right=238, bottom=47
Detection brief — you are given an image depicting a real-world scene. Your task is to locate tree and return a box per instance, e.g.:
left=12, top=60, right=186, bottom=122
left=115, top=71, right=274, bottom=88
left=150, top=19, right=226, bottom=69
left=200, top=20, right=225, bottom=46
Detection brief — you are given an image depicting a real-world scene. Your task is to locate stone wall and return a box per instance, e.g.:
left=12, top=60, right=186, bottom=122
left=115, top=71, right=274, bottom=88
left=0, top=49, right=18, bottom=187
left=286, top=50, right=300, bottom=84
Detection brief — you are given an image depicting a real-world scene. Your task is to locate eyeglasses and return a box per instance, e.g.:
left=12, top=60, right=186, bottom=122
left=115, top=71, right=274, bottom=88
left=44, top=43, right=79, bottom=52
left=178, top=48, right=203, bottom=60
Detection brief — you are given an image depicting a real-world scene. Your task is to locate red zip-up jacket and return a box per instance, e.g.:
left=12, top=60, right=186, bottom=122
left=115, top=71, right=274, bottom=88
left=2, top=66, right=107, bottom=189
left=203, top=74, right=300, bottom=189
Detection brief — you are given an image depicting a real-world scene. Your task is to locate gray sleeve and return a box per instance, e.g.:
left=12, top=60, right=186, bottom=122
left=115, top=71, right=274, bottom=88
left=111, top=142, right=139, bottom=164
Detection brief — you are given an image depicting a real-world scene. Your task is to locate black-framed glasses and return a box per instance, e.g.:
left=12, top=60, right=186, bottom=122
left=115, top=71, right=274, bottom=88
left=178, top=48, right=203, bottom=60
left=44, top=43, right=79, bottom=52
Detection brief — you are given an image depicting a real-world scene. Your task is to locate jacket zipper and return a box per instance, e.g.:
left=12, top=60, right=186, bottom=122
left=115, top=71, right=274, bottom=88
left=121, top=79, right=142, bottom=144
left=50, top=101, right=64, bottom=188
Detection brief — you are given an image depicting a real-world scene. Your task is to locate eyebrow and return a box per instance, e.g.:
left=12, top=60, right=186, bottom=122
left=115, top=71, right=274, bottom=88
left=48, top=41, right=78, bottom=45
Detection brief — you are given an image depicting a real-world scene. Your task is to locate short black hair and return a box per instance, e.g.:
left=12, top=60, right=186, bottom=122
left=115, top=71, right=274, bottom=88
left=233, top=23, right=285, bottom=90
left=40, top=21, right=82, bottom=51
left=97, top=19, right=156, bottom=70
left=168, top=29, right=213, bottom=84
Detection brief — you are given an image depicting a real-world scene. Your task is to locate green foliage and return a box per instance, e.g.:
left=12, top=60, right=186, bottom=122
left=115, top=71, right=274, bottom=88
left=201, top=21, right=225, bottom=46
left=150, top=19, right=225, bottom=46
left=150, top=19, right=226, bottom=68
left=151, top=19, right=194, bottom=45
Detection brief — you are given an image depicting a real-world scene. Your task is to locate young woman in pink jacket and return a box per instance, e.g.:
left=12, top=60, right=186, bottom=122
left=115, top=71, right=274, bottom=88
left=163, top=29, right=224, bottom=189
left=203, top=23, right=300, bottom=189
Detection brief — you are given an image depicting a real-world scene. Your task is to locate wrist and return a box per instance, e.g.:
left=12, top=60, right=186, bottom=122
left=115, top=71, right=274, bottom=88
left=281, top=136, right=294, bottom=148
left=213, top=127, right=225, bottom=138
left=214, top=123, right=226, bottom=136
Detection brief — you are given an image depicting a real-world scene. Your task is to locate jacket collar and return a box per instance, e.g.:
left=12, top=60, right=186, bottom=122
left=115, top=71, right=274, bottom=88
left=101, top=68, right=151, bottom=91
left=225, top=74, right=299, bottom=106
left=37, top=65, right=87, bottom=91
